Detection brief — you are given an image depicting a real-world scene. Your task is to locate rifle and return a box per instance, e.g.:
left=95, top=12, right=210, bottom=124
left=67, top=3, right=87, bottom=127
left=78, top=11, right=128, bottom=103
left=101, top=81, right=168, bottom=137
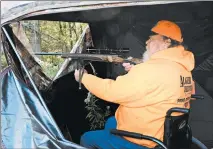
left=61, top=53, right=143, bottom=64
left=34, top=52, right=143, bottom=89
left=62, top=53, right=143, bottom=89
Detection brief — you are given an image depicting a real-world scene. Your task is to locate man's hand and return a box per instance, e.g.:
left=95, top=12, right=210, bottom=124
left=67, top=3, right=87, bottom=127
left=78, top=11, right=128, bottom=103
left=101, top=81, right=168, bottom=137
left=122, top=63, right=134, bottom=72
left=74, top=69, right=88, bottom=82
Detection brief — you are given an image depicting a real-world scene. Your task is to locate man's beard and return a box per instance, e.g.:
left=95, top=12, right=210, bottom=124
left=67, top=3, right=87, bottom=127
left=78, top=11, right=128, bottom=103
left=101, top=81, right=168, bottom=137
left=142, top=50, right=150, bottom=62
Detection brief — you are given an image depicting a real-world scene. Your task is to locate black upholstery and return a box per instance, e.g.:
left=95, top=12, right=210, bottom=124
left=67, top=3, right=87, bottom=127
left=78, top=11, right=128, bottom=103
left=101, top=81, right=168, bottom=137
left=163, top=108, right=192, bottom=149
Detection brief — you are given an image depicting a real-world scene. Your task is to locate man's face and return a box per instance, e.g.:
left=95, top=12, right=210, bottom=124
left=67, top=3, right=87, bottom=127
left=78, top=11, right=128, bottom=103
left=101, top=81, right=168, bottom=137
left=142, top=34, right=170, bottom=62
left=146, top=34, right=166, bottom=54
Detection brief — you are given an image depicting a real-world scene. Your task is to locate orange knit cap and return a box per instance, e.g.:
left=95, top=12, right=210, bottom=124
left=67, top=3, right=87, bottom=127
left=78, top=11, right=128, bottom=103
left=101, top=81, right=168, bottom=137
left=151, top=20, right=183, bottom=43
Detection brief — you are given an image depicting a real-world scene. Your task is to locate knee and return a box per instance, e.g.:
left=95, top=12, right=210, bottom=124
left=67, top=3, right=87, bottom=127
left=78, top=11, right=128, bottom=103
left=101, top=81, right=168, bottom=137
left=107, top=116, right=115, bottom=122
left=105, top=116, right=116, bottom=130
left=80, top=131, right=95, bottom=147
left=80, top=132, right=89, bottom=145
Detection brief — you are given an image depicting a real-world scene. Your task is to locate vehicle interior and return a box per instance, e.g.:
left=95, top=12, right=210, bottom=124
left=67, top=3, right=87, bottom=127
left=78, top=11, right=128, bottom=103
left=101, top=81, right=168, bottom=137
left=1, top=1, right=213, bottom=149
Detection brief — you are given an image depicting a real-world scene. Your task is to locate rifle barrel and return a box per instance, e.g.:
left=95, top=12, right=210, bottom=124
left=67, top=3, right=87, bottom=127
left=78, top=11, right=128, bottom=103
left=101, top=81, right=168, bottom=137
left=33, top=52, right=65, bottom=55
left=86, top=48, right=129, bottom=52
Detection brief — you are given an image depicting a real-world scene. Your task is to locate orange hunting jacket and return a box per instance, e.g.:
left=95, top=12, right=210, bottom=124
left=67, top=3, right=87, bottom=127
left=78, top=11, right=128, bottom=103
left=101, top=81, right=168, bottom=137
left=82, top=45, right=195, bottom=148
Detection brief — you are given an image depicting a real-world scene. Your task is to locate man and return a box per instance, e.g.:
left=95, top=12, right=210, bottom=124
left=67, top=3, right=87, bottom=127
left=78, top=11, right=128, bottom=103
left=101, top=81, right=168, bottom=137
left=74, top=20, right=195, bottom=149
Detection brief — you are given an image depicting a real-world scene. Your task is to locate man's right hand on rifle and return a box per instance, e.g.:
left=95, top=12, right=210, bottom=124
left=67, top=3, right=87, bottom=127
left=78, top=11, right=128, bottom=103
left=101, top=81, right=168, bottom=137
left=122, top=63, right=134, bottom=72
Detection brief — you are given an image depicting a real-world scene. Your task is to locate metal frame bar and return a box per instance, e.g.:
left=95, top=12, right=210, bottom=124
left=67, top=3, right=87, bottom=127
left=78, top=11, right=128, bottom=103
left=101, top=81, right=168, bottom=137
left=192, top=137, right=208, bottom=149
left=2, top=27, right=64, bottom=139
left=110, top=129, right=168, bottom=149
left=2, top=1, right=203, bottom=26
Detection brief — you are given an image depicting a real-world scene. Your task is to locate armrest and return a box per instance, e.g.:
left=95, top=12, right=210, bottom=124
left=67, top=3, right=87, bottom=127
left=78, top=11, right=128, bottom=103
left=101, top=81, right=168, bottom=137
left=166, top=108, right=189, bottom=116
left=191, top=95, right=204, bottom=100
left=110, top=129, right=168, bottom=149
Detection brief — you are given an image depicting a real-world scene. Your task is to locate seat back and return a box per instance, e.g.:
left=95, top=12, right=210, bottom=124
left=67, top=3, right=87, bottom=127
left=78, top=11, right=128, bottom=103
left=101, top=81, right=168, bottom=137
left=163, top=108, right=192, bottom=149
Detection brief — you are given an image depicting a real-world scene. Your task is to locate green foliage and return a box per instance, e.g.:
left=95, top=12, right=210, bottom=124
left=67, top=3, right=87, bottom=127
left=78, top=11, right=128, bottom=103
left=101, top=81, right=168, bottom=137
left=39, top=60, right=60, bottom=79
left=85, top=92, right=111, bottom=130
left=39, top=21, right=87, bottom=53
left=22, top=20, right=88, bottom=79
left=1, top=53, right=8, bottom=69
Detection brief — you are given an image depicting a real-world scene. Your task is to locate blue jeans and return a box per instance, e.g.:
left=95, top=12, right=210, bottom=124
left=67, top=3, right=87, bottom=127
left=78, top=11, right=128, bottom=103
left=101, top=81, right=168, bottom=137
left=80, top=116, right=150, bottom=149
